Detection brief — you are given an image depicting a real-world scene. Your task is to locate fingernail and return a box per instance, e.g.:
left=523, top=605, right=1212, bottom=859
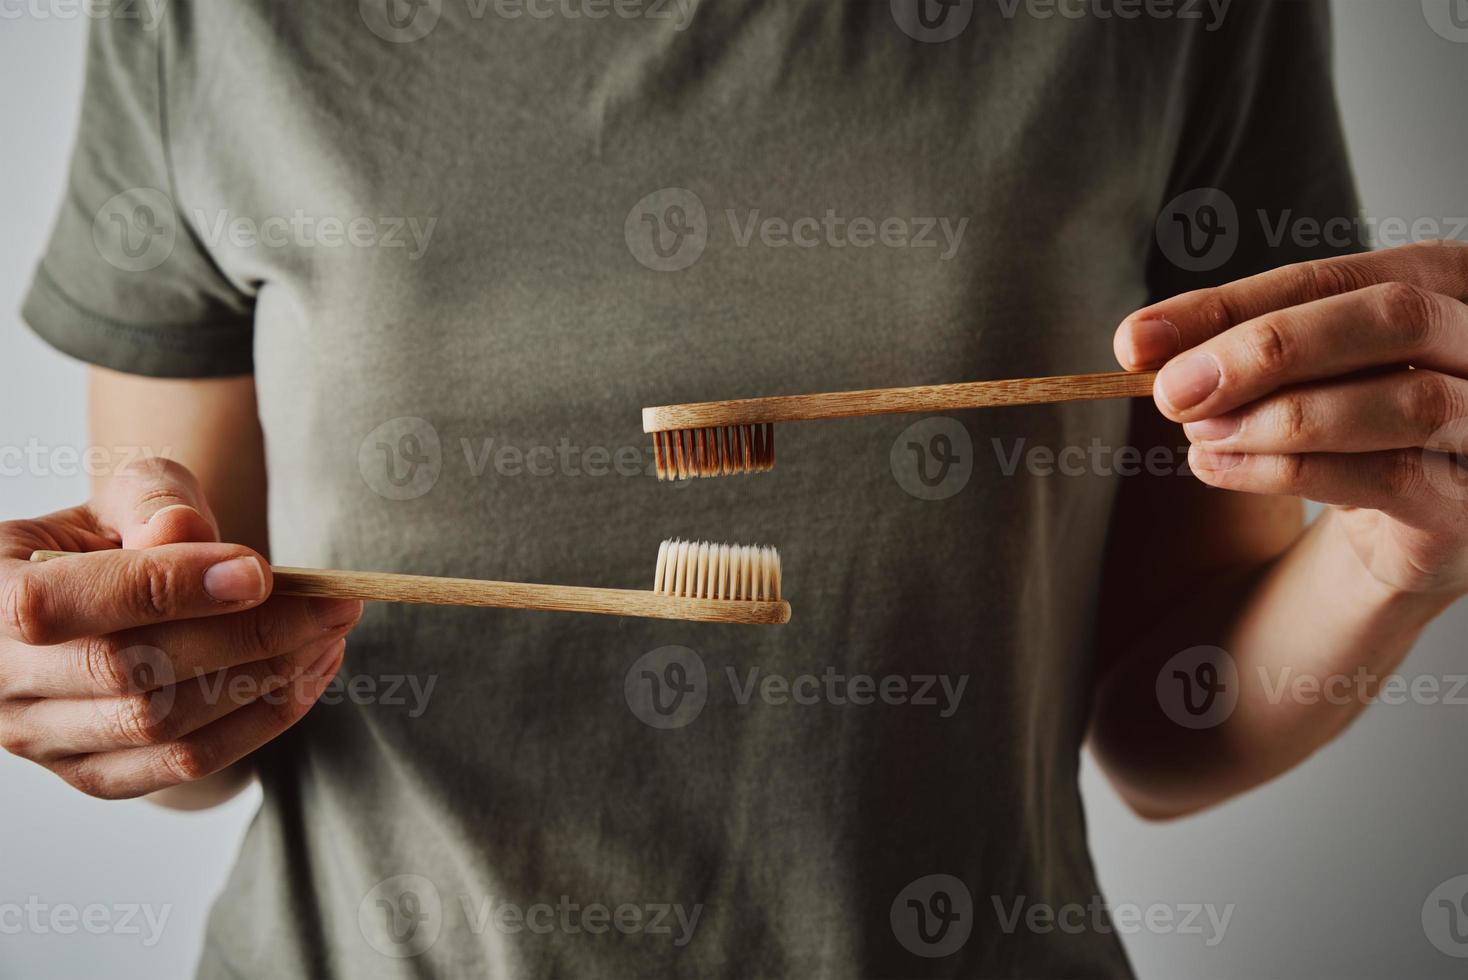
left=204, top=557, right=267, bottom=603
left=1184, top=414, right=1241, bottom=443
left=305, top=640, right=346, bottom=678
left=1120, top=317, right=1180, bottom=368
left=1190, top=447, right=1244, bottom=472
left=310, top=598, right=363, bottom=632
left=1159, top=352, right=1221, bottom=412
left=147, top=503, right=202, bottom=526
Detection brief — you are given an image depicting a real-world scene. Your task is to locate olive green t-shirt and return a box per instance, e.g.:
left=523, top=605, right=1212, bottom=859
left=23, top=2, right=1359, bottom=976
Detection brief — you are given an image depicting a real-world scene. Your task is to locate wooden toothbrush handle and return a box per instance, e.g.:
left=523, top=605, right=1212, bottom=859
left=642, top=370, right=1158, bottom=432
left=27, top=552, right=791, bottom=626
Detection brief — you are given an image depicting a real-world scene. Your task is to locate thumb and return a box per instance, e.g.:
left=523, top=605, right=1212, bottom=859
left=93, top=457, right=221, bottom=549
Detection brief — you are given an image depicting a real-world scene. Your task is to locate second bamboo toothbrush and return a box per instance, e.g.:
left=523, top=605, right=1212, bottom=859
left=30, top=538, right=790, bottom=626
left=642, top=369, right=1158, bottom=480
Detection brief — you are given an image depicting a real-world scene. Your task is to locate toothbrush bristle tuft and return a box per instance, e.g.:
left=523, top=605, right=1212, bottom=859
left=653, top=538, right=782, bottom=601
left=651, top=424, right=775, bottom=480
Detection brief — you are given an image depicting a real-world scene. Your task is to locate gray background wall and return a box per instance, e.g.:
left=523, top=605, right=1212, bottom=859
left=0, top=3, right=1463, bottom=977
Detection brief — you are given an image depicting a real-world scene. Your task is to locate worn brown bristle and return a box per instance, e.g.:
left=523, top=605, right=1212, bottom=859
left=651, top=423, right=775, bottom=480
left=653, top=538, right=782, bottom=601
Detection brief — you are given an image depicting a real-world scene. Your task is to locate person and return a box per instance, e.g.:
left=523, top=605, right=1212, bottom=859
left=4, top=2, right=1465, bottom=976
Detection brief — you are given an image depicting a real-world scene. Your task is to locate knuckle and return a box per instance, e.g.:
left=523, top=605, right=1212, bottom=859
left=0, top=716, right=35, bottom=759
left=115, top=692, right=172, bottom=746
left=1274, top=453, right=1308, bottom=493
left=1244, top=317, right=1293, bottom=379
left=1, top=574, right=57, bottom=647
left=80, top=635, right=133, bottom=696
left=126, top=555, right=180, bottom=621
left=1276, top=396, right=1312, bottom=444
left=1374, top=282, right=1437, bottom=348
left=1406, top=372, right=1465, bottom=434
left=1382, top=450, right=1425, bottom=499
left=241, top=608, right=291, bottom=659
left=116, top=454, right=190, bottom=488
left=58, top=760, right=125, bottom=801
left=263, top=651, right=301, bottom=689
left=258, top=670, right=307, bottom=726
left=1196, top=290, right=1239, bottom=336
left=158, top=740, right=213, bottom=784
left=134, top=485, right=190, bottom=513
left=1299, top=258, right=1365, bottom=301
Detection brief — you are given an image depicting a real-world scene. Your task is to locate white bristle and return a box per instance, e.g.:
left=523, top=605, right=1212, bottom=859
left=652, top=538, right=782, bottom=601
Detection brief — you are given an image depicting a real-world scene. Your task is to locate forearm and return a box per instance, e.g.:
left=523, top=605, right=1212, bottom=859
left=1091, top=510, right=1459, bottom=819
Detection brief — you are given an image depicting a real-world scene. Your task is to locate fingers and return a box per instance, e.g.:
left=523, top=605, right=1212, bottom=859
left=1151, top=281, right=1468, bottom=423
left=0, top=507, right=117, bottom=562
left=43, top=641, right=344, bottom=800
left=0, top=594, right=363, bottom=699
left=1115, top=239, right=1468, bottom=368
left=0, top=633, right=345, bottom=759
left=1182, top=370, right=1468, bottom=456
left=1188, top=448, right=1458, bottom=529
left=0, top=543, right=272, bottom=646
left=90, top=457, right=220, bottom=548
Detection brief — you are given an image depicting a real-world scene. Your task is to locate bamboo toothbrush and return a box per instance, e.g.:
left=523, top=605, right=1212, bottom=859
left=643, top=369, right=1159, bottom=480
left=30, top=538, right=789, bottom=626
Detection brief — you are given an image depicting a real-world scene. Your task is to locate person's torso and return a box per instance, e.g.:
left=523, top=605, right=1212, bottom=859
left=173, top=3, right=1199, bottom=976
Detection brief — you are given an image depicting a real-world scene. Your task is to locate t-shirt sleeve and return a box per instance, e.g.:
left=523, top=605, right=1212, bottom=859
left=1146, top=0, right=1364, bottom=303
left=20, top=16, right=255, bottom=377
